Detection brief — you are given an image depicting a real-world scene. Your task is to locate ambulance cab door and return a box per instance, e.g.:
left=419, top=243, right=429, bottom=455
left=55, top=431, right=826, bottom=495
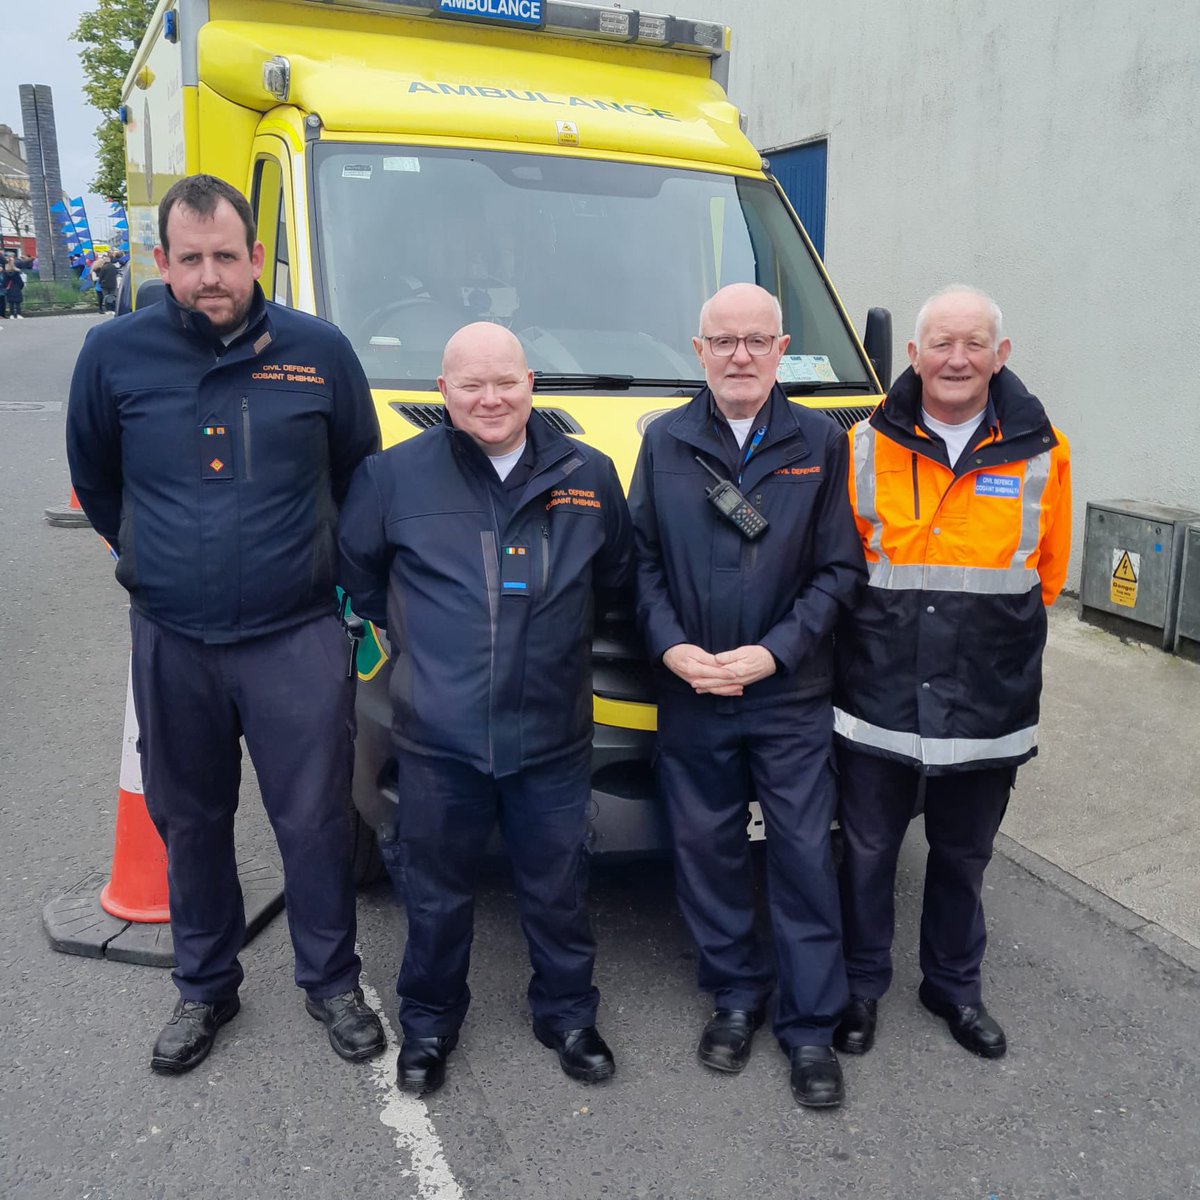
left=249, top=138, right=297, bottom=309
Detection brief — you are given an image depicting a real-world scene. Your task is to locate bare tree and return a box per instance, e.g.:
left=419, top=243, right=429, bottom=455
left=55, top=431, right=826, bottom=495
left=0, top=174, right=33, bottom=241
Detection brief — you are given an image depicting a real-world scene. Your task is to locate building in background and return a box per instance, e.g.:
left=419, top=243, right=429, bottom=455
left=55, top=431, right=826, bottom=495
left=681, top=0, right=1199, bottom=584
left=0, top=124, right=35, bottom=257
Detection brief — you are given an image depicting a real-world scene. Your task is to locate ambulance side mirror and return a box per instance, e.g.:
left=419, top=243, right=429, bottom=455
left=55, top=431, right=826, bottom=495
left=863, top=307, right=892, bottom=392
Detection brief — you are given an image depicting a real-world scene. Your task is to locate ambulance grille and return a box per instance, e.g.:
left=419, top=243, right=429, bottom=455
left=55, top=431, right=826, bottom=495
left=536, top=409, right=584, bottom=435
left=389, top=402, right=583, bottom=435
left=389, top=402, right=445, bottom=429
left=820, top=404, right=876, bottom=431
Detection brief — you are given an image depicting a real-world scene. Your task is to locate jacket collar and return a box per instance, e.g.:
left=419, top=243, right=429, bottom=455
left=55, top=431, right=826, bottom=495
left=872, top=365, right=1058, bottom=467
left=671, top=383, right=801, bottom=447
left=163, top=283, right=272, bottom=357
left=668, top=384, right=811, bottom=484
left=443, top=406, right=585, bottom=513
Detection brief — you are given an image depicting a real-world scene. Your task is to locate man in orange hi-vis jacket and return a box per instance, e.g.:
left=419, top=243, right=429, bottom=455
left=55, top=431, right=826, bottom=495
left=832, top=284, right=1071, bottom=1063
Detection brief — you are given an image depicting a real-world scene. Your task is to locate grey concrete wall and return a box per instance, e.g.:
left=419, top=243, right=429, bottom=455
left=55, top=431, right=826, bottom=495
left=682, top=0, right=1200, bottom=583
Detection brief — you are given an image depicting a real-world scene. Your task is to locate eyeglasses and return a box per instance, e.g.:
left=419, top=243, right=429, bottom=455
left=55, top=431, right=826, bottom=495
left=700, top=333, right=781, bottom=357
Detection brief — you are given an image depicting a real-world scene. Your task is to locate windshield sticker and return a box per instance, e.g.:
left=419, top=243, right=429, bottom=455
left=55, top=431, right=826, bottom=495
left=777, top=355, right=839, bottom=384
left=383, top=157, right=422, bottom=173
left=341, top=164, right=373, bottom=180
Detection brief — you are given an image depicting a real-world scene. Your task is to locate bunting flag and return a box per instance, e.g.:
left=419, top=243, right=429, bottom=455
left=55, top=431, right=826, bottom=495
left=69, top=197, right=96, bottom=257
left=108, top=201, right=130, bottom=250
left=49, top=200, right=82, bottom=255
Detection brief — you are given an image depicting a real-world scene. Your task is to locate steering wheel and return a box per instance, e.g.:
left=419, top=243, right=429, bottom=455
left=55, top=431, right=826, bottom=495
left=357, top=295, right=461, bottom=343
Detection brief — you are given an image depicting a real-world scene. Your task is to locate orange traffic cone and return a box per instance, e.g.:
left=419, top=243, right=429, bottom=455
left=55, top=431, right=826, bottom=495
left=44, top=656, right=285, bottom=967
left=98, top=668, right=170, bottom=922
left=45, top=485, right=92, bottom=528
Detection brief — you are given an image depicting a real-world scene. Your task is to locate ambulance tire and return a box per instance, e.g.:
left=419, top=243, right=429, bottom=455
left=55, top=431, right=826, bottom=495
left=350, top=808, right=386, bottom=887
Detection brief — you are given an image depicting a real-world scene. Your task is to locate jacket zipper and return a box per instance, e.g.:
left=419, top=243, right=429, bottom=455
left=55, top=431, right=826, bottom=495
left=911, top=453, right=920, bottom=519
left=749, top=493, right=763, bottom=569
left=541, top=523, right=550, bottom=592
left=241, top=395, right=252, bottom=480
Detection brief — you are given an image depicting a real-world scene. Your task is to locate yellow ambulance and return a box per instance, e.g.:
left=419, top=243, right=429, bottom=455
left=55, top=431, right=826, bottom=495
left=122, top=0, right=891, bottom=866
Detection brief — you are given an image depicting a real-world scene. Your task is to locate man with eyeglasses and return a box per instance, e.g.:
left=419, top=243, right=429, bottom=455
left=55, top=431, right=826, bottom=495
left=628, top=282, right=866, bottom=1109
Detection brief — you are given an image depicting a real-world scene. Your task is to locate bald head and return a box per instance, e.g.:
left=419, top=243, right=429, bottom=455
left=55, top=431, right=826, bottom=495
left=442, top=321, right=529, bottom=377
left=438, top=322, right=534, bottom=456
left=697, top=283, right=783, bottom=337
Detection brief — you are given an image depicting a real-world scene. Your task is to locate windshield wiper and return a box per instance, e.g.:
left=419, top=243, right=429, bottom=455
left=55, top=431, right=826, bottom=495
left=780, top=380, right=877, bottom=396
left=533, top=372, right=703, bottom=392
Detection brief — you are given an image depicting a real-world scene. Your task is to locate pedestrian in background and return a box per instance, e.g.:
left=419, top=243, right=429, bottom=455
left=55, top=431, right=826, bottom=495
left=833, top=284, right=1071, bottom=1062
left=338, top=321, right=633, bottom=1098
left=93, top=253, right=119, bottom=313
left=67, top=173, right=386, bottom=1076
left=1, top=260, right=21, bottom=318
left=628, top=282, right=866, bottom=1109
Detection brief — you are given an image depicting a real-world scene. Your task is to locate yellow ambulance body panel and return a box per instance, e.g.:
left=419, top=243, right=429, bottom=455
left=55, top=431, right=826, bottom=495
left=123, top=0, right=886, bottom=854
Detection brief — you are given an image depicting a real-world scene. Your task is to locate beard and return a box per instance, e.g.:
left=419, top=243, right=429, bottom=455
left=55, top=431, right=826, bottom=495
left=187, top=286, right=254, bottom=335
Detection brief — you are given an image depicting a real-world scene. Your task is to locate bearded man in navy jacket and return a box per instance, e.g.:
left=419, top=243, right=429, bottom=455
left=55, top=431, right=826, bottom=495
left=67, top=174, right=386, bottom=1076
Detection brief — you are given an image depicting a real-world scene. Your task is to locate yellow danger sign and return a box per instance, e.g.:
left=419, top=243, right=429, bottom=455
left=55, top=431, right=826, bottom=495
left=1111, top=548, right=1139, bottom=608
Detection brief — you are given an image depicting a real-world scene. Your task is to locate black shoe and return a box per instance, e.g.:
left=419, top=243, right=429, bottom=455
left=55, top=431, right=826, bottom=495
left=305, top=987, right=387, bottom=1062
left=150, top=997, right=240, bottom=1074
left=788, top=1045, right=845, bottom=1109
left=918, top=980, right=1007, bottom=1059
left=396, top=1034, right=458, bottom=1096
left=697, top=1009, right=765, bottom=1073
left=533, top=1024, right=616, bottom=1083
left=833, top=996, right=878, bottom=1056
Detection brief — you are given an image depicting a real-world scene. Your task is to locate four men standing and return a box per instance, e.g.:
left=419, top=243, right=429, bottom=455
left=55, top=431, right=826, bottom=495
left=66, top=172, right=1071, bottom=1105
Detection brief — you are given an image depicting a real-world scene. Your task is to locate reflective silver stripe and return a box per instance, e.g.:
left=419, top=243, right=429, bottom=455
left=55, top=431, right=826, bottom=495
left=834, top=708, right=1038, bottom=766
left=1011, top=450, right=1052, bottom=569
left=868, top=562, right=1040, bottom=595
left=851, top=422, right=885, bottom=560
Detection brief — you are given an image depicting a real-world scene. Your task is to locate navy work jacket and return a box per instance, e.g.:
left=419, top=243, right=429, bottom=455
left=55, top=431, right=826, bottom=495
left=628, top=384, right=866, bottom=708
left=66, top=285, right=380, bottom=642
left=337, top=414, right=633, bottom=777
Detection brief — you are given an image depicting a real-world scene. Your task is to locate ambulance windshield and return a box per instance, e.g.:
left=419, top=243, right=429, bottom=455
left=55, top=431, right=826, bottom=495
left=311, top=145, right=870, bottom=392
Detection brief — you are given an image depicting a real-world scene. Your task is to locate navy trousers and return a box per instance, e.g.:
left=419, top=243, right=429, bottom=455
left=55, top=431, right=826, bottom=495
left=835, top=746, right=1013, bottom=1006
left=391, top=743, right=599, bottom=1038
left=130, top=611, right=362, bottom=1002
left=656, top=692, right=847, bottom=1048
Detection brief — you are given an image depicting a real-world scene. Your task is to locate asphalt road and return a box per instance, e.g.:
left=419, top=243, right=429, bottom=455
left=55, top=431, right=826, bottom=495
left=2, top=314, right=1197, bottom=1200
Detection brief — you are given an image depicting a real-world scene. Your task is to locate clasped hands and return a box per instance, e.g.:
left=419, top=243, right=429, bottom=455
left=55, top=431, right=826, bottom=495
left=661, top=642, right=776, bottom=696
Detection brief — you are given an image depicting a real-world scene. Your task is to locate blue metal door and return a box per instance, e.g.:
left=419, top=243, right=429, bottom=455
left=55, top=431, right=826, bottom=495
left=769, top=140, right=828, bottom=260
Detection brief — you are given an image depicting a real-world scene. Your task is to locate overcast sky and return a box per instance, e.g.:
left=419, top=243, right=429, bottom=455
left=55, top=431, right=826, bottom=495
left=6, top=2, right=126, bottom=236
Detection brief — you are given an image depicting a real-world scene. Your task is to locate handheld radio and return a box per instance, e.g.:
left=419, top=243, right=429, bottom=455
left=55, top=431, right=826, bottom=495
left=694, top=456, right=768, bottom=541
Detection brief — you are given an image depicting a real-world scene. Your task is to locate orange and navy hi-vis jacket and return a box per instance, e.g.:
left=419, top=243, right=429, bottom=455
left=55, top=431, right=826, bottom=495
left=833, top=365, right=1071, bottom=774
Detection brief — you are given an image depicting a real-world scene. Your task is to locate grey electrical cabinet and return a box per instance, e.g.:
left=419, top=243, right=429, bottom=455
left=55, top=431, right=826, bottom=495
left=1079, top=500, right=1200, bottom=649
left=1173, top=521, right=1200, bottom=659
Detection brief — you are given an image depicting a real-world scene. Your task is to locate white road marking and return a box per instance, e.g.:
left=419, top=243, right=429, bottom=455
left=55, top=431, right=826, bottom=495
left=357, top=958, right=465, bottom=1199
